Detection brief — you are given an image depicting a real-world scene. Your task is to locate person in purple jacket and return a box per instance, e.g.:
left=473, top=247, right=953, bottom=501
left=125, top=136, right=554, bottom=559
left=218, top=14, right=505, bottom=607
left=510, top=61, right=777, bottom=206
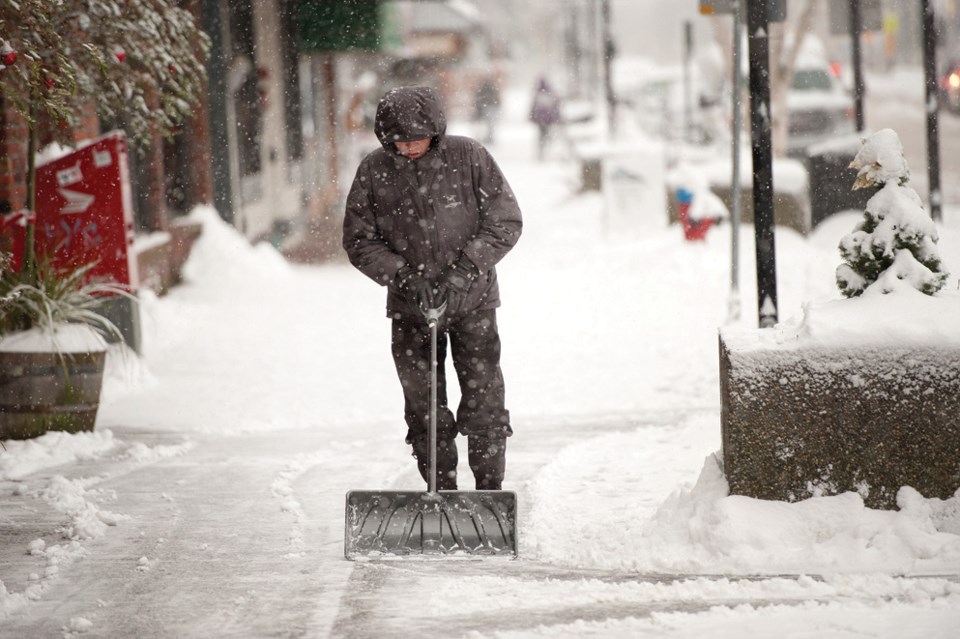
left=342, top=86, right=522, bottom=491
left=529, top=76, right=562, bottom=160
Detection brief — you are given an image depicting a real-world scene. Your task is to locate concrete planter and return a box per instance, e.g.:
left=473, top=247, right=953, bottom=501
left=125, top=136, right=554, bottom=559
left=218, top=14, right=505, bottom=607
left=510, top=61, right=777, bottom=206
left=0, top=350, right=107, bottom=440
left=719, top=334, right=960, bottom=510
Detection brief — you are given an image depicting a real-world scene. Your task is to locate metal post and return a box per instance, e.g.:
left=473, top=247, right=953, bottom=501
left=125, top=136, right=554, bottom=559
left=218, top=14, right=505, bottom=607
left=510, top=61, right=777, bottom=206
left=592, top=0, right=607, bottom=139
left=587, top=0, right=600, bottom=114
left=922, top=0, right=943, bottom=221
left=683, top=21, right=694, bottom=143
left=601, top=0, right=616, bottom=135
left=746, top=0, right=778, bottom=328
left=565, top=3, right=581, bottom=98
left=201, top=0, right=234, bottom=223
left=729, top=0, right=743, bottom=321
left=849, top=0, right=866, bottom=132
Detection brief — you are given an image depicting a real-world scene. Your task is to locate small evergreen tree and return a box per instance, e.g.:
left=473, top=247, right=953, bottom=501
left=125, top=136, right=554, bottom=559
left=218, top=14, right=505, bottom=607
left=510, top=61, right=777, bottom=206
left=836, top=129, right=949, bottom=297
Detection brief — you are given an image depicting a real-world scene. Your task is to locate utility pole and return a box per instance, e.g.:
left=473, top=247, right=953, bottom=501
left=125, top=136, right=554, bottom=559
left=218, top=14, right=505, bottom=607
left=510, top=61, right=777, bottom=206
left=746, top=0, right=778, bottom=328
left=921, top=0, right=943, bottom=222
left=849, top=0, right=866, bottom=132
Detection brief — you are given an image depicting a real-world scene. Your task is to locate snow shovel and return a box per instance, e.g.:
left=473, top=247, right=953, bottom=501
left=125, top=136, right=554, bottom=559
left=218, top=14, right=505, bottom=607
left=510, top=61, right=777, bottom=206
left=344, top=306, right=518, bottom=559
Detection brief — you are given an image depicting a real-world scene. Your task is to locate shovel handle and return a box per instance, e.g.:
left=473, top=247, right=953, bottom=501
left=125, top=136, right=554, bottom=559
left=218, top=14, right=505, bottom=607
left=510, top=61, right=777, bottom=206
left=422, top=304, right=445, bottom=494
left=428, top=310, right=439, bottom=493
left=423, top=303, right=446, bottom=327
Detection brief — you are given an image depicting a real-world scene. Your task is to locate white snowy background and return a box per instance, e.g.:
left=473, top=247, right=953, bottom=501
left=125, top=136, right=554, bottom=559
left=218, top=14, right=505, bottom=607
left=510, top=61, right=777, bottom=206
left=2, top=76, right=960, bottom=636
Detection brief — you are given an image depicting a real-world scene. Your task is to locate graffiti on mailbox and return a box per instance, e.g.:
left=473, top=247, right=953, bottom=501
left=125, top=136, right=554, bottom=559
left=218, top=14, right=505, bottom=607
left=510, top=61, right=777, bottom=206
left=42, top=217, right=103, bottom=255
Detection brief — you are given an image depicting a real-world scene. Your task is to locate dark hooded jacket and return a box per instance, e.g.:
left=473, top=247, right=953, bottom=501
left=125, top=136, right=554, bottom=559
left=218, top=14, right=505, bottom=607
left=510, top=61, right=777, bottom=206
left=343, top=86, right=522, bottom=318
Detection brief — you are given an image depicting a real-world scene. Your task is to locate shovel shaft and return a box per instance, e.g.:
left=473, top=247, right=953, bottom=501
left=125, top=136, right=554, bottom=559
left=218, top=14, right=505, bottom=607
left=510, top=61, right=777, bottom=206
left=429, top=317, right=438, bottom=494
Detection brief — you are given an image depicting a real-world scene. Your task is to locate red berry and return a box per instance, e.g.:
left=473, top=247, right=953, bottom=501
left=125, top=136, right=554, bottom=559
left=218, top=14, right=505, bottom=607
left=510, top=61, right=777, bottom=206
left=1, top=51, right=16, bottom=66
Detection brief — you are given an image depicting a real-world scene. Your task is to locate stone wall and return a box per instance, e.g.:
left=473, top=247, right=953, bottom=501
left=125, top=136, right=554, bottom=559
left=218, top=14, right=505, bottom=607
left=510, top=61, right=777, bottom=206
left=719, top=335, right=960, bottom=509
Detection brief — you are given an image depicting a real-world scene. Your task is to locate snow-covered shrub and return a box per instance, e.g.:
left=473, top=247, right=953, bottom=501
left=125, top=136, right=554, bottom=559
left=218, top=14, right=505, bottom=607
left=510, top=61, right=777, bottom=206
left=836, top=129, right=948, bottom=297
left=0, top=0, right=209, bottom=147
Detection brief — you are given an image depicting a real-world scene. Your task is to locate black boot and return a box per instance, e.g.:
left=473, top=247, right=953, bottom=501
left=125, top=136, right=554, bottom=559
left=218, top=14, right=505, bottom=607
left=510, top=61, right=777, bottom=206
left=411, top=437, right=458, bottom=490
left=468, top=435, right=506, bottom=490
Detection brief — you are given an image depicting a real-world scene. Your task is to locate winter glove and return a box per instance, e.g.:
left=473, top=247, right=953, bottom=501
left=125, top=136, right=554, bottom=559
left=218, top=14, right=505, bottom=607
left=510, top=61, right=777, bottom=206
left=434, top=256, right=479, bottom=315
left=395, top=265, right=433, bottom=315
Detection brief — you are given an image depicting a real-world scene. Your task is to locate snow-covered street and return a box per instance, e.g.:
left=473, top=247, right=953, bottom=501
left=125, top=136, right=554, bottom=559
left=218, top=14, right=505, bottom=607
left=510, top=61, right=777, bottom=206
left=2, top=91, right=960, bottom=638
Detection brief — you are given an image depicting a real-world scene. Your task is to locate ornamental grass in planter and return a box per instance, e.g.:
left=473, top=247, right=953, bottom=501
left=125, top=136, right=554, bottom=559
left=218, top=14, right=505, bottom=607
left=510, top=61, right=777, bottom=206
left=0, top=254, right=128, bottom=440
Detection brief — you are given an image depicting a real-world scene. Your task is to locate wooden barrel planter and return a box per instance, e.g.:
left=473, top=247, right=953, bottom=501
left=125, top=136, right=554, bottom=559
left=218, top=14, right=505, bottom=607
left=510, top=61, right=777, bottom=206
left=0, top=350, right=107, bottom=440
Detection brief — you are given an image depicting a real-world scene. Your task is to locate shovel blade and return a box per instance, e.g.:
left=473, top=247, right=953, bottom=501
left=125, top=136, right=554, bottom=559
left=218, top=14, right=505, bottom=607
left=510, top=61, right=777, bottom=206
left=344, top=490, right=518, bottom=559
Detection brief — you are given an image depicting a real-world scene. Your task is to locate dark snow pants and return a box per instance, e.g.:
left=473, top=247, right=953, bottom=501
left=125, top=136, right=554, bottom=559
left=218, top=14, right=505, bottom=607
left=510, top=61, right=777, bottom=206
left=391, top=309, right=512, bottom=490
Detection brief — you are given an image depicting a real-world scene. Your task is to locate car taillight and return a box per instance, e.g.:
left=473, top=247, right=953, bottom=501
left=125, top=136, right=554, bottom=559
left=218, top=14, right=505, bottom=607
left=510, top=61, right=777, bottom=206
left=829, top=62, right=843, bottom=79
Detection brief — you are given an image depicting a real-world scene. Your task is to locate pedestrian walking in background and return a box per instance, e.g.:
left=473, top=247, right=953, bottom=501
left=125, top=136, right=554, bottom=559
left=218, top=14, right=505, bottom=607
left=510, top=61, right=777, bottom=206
left=474, top=77, right=501, bottom=145
left=342, top=86, right=522, bottom=491
left=529, top=76, right=562, bottom=161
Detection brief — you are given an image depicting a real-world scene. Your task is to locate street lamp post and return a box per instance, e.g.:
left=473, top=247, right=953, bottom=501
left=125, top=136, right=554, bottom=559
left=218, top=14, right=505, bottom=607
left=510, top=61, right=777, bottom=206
left=921, top=0, right=943, bottom=222
left=746, top=0, right=778, bottom=328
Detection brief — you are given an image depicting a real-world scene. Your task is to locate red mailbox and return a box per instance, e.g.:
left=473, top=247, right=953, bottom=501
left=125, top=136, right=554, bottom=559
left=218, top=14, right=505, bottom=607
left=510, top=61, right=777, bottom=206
left=34, top=130, right=138, bottom=290
left=0, top=209, right=32, bottom=273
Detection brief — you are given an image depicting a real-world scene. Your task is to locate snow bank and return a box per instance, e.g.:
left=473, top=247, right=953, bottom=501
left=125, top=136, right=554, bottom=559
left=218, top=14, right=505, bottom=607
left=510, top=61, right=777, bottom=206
left=0, top=429, right=191, bottom=481
left=468, top=593, right=960, bottom=638
left=0, top=581, right=29, bottom=621
left=0, top=324, right=107, bottom=353
left=526, top=418, right=960, bottom=575
left=0, top=430, right=118, bottom=481
left=722, top=290, right=960, bottom=351
left=850, top=128, right=911, bottom=189
left=40, top=475, right=129, bottom=540
left=181, top=205, right=291, bottom=295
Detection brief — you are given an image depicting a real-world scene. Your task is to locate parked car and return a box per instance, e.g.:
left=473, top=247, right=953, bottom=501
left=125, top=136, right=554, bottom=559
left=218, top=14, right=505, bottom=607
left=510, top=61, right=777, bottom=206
left=941, top=58, right=960, bottom=114
left=785, top=64, right=855, bottom=156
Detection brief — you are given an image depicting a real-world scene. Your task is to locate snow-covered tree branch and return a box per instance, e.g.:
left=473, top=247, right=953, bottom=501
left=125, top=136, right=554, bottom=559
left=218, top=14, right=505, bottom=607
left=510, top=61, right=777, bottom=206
left=0, top=0, right=209, bottom=146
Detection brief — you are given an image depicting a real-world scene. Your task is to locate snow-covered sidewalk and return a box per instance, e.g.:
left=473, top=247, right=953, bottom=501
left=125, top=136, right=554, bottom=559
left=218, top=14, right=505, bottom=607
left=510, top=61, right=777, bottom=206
left=2, top=104, right=960, bottom=636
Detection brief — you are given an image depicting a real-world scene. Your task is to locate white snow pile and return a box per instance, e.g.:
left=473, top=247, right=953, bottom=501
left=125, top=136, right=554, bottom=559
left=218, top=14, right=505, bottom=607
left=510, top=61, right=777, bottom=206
left=181, top=205, right=291, bottom=293
left=528, top=436, right=960, bottom=575
left=0, top=429, right=193, bottom=481
left=0, top=430, right=118, bottom=481
left=39, top=475, right=129, bottom=541
left=0, top=323, right=107, bottom=353
left=119, top=440, right=194, bottom=464
left=1, top=538, right=87, bottom=610
left=722, top=290, right=960, bottom=351
left=0, top=581, right=30, bottom=621
left=849, top=128, right=910, bottom=190
left=0, top=475, right=127, bottom=621
left=467, top=592, right=960, bottom=639
left=67, top=616, right=94, bottom=634
left=668, top=162, right=730, bottom=222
